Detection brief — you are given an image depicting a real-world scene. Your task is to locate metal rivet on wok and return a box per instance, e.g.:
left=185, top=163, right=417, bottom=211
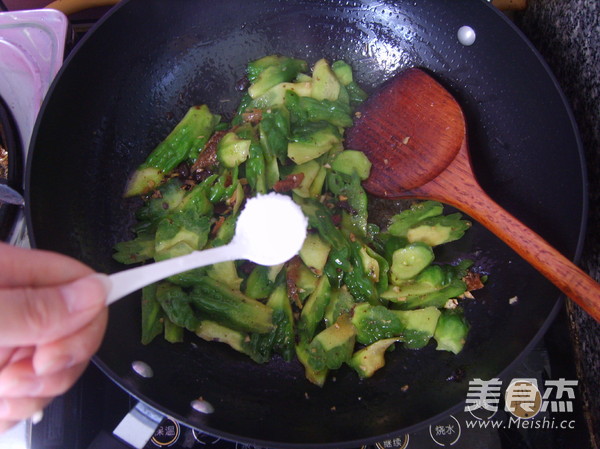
left=131, top=360, right=154, bottom=378
left=191, top=398, right=215, bottom=414
left=457, top=25, right=476, bottom=46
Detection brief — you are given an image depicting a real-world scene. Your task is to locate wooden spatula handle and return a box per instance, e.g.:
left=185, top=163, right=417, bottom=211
left=352, top=66, right=594, bottom=320
left=438, top=180, right=599, bottom=321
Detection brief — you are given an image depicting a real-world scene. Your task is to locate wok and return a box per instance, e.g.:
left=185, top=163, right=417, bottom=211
left=25, top=0, right=587, bottom=447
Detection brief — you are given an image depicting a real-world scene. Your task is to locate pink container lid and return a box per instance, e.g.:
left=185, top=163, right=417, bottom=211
left=0, top=9, right=68, bottom=155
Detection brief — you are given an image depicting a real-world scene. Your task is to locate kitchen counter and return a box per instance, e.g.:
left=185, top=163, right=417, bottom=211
left=516, top=1, right=600, bottom=447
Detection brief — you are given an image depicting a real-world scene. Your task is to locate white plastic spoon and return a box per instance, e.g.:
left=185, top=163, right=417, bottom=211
left=105, top=192, right=308, bottom=305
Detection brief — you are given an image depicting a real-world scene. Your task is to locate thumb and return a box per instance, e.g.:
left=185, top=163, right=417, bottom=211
left=0, top=274, right=110, bottom=346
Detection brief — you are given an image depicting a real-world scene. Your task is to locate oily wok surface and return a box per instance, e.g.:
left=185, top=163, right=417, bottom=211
left=26, top=0, right=586, bottom=447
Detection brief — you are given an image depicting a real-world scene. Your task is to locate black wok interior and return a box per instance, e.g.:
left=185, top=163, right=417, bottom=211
left=25, top=0, right=587, bottom=447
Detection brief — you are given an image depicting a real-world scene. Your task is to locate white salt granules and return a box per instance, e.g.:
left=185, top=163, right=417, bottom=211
left=233, top=192, right=308, bottom=266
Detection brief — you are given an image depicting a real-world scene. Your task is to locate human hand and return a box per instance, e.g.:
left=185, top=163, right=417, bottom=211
left=0, top=242, right=109, bottom=433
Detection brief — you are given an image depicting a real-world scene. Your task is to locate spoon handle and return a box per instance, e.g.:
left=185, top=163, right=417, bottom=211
left=106, top=241, right=244, bottom=305
left=443, top=183, right=600, bottom=321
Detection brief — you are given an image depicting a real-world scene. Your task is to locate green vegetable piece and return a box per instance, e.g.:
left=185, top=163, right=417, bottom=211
left=173, top=183, right=214, bottom=217
left=398, top=280, right=467, bottom=310
left=295, top=72, right=312, bottom=83
left=307, top=314, right=357, bottom=370
left=345, top=81, right=368, bottom=106
left=325, top=244, right=352, bottom=272
left=190, top=277, right=274, bottom=334
left=207, top=261, right=243, bottom=290
left=342, top=242, right=379, bottom=305
left=387, top=201, right=444, bottom=237
left=390, top=242, right=434, bottom=282
left=290, top=159, right=321, bottom=198
left=246, top=55, right=283, bottom=82
left=166, top=267, right=207, bottom=287
left=259, top=107, right=290, bottom=173
left=392, top=306, right=441, bottom=349
left=217, top=132, right=251, bottom=168
left=331, top=60, right=354, bottom=86
left=243, top=264, right=275, bottom=299
left=336, top=83, right=351, bottom=106
left=293, top=261, right=320, bottom=300
left=351, top=303, right=403, bottom=345
left=155, top=282, right=200, bottom=331
left=246, top=141, right=267, bottom=194
left=359, top=245, right=380, bottom=283
left=135, top=178, right=186, bottom=223
left=324, top=287, right=355, bottom=326
left=266, top=283, right=295, bottom=361
left=308, top=166, right=328, bottom=198
left=230, top=182, right=245, bottom=215
left=125, top=167, right=163, bottom=198
left=141, top=284, right=164, bottom=345
left=296, top=342, right=328, bottom=387
left=382, top=264, right=445, bottom=299
left=298, top=275, right=331, bottom=342
left=311, top=58, right=340, bottom=101
left=207, top=171, right=229, bottom=202
left=287, top=141, right=332, bottom=165
left=245, top=284, right=295, bottom=363
left=251, top=81, right=313, bottom=109
left=331, top=150, right=372, bottom=180
left=299, top=232, right=331, bottom=275
left=288, top=122, right=341, bottom=164
left=183, top=107, right=221, bottom=162
left=195, top=320, right=248, bottom=353
left=125, top=105, right=219, bottom=196
left=284, top=90, right=353, bottom=128
left=248, top=57, right=308, bottom=98
left=267, top=264, right=284, bottom=282
left=327, top=171, right=369, bottom=237
left=384, top=261, right=472, bottom=309
left=163, top=318, right=184, bottom=343
left=298, top=197, right=348, bottom=250
left=348, top=337, right=400, bottom=379
left=113, top=233, right=155, bottom=265
left=209, top=212, right=238, bottom=248
left=233, top=92, right=253, bottom=125
left=406, top=213, right=471, bottom=246
left=207, top=166, right=239, bottom=205
left=365, top=246, right=389, bottom=293
left=379, top=234, right=408, bottom=263
left=246, top=55, right=308, bottom=84
left=155, top=241, right=195, bottom=263
left=264, top=153, right=281, bottom=190
left=154, top=213, right=211, bottom=261
left=434, top=309, right=469, bottom=354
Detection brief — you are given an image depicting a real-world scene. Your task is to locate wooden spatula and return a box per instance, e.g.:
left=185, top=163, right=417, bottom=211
left=346, top=68, right=600, bottom=322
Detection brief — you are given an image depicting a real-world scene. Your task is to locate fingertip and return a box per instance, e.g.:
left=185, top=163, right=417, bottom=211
left=32, top=307, right=107, bottom=376
left=33, top=354, right=74, bottom=377
left=0, top=419, right=21, bottom=434
left=89, top=273, right=112, bottom=296
left=60, top=274, right=110, bottom=313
